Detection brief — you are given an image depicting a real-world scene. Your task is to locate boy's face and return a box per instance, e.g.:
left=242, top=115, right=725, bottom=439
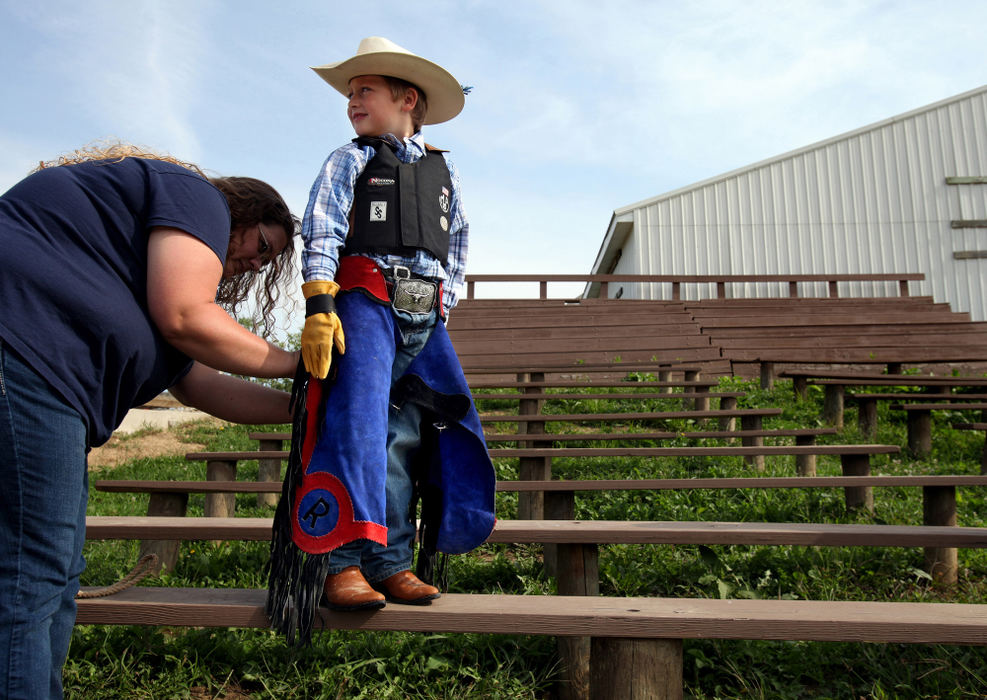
left=347, top=75, right=415, bottom=139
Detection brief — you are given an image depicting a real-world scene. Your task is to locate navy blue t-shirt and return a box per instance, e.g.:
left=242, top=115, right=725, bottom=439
left=0, top=158, right=231, bottom=446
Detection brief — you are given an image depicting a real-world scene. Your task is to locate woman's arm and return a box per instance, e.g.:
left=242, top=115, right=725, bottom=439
left=147, top=227, right=298, bottom=378
left=170, top=362, right=293, bottom=424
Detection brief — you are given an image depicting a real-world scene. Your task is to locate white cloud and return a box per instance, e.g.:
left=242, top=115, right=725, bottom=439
left=5, top=0, right=212, bottom=161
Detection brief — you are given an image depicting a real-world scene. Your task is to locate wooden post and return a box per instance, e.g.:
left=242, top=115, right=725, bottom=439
left=906, top=410, right=933, bottom=457
left=555, top=538, right=598, bottom=700
left=256, top=438, right=283, bottom=508
left=760, top=362, right=775, bottom=390
left=822, top=385, right=844, bottom=428
left=792, top=376, right=808, bottom=400
left=923, top=485, right=958, bottom=585
left=658, top=368, right=672, bottom=393
left=795, top=434, right=817, bottom=477
left=683, top=382, right=709, bottom=412
left=518, top=373, right=548, bottom=520
left=840, top=454, right=873, bottom=512
left=857, top=398, right=878, bottom=440
left=543, top=491, right=576, bottom=578
left=204, top=460, right=237, bottom=517
left=139, top=492, right=189, bottom=574
left=718, top=397, right=738, bottom=431
left=740, top=414, right=764, bottom=472
left=590, top=638, right=683, bottom=700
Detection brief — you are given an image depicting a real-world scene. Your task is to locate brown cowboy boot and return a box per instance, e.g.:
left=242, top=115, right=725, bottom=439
left=375, top=570, right=440, bottom=605
left=323, top=566, right=386, bottom=611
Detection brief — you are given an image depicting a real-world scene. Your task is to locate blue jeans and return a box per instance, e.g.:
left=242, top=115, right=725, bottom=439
left=328, top=307, right=438, bottom=583
left=0, top=341, right=89, bottom=700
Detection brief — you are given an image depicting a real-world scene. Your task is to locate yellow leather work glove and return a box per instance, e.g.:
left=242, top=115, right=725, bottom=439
left=301, top=280, right=345, bottom=379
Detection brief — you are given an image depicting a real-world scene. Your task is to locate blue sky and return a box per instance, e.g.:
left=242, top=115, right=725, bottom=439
left=2, top=1, right=985, bottom=327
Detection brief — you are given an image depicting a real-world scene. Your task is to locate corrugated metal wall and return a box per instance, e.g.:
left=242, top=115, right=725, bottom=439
left=608, top=86, right=987, bottom=318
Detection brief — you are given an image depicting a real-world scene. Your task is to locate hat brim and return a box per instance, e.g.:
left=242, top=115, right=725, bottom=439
left=312, top=52, right=464, bottom=125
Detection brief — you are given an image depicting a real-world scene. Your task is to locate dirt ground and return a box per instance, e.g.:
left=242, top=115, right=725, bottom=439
left=87, top=420, right=218, bottom=469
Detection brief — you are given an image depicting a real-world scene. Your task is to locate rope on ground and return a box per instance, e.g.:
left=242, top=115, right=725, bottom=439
left=75, top=553, right=160, bottom=599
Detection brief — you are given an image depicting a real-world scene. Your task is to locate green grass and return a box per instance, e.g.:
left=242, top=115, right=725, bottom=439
left=68, top=377, right=987, bottom=699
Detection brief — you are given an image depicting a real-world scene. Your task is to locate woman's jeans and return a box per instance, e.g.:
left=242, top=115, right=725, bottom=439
left=327, top=304, right=438, bottom=582
left=0, top=341, right=89, bottom=700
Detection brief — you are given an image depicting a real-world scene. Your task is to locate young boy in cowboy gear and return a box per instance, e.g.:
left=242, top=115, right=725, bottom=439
left=267, top=37, right=495, bottom=643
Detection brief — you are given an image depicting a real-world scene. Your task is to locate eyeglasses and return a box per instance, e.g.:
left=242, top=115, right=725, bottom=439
left=257, top=222, right=273, bottom=267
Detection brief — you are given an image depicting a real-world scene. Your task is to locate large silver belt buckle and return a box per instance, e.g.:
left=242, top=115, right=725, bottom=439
left=391, top=266, right=436, bottom=314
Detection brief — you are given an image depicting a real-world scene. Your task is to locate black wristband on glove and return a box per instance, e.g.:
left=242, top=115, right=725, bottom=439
left=305, top=293, right=337, bottom=317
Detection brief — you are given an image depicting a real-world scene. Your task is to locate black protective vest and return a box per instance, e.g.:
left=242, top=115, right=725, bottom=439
left=346, top=137, right=453, bottom=261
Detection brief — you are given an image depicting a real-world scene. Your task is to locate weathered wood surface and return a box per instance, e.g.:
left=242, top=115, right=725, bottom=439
left=74, top=588, right=987, bottom=646
left=94, top=474, right=987, bottom=496
left=180, top=442, right=892, bottom=463
left=83, top=516, right=987, bottom=548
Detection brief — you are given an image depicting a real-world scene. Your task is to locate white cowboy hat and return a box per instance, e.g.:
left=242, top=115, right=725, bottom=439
left=312, top=37, right=465, bottom=125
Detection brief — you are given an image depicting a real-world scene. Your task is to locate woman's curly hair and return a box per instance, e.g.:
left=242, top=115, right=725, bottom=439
left=210, top=176, right=299, bottom=335
left=35, top=142, right=299, bottom=337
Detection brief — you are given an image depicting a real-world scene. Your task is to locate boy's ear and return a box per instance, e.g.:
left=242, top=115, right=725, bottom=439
left=400, top=86, right=419, bottom=113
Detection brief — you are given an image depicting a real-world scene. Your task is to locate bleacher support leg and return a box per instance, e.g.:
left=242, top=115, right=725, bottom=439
left=906, top=411, right=932, bottom=457
left=518, top=372, right=547, bottom=520
left=795, top=435, right=817, bottom=476
left=857, top=399, right=878, bottom=439
left=923, top=485, right=958, bottom=585
left=718, top=397, right=738, bottom=431
left=139, top=492, right=189, bottom=574
left=256, top=438, right=283, bottom=508
left=760, top=361, right=775, bottom=390
left=556, top=538, right=598, bottom=700
left=822, top=385, right=844, bottom=428
left=740, top=415, right=765, bottom=471
left=205, top=459, right=238, bottom=517
left=840, top=454, right=874, bottom=512
left=590, top=637, right=683, bottom=700
left=793, top=376, right=808, bottom=400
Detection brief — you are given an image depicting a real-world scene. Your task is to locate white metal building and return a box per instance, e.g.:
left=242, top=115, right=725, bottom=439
left=590, top=85, right=987, bottom=319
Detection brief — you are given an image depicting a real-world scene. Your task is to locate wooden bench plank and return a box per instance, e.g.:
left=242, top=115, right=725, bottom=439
left=479, top=409, right=782, bottom=423
left=471, top=391, right=743, bottom=401
left=248, top=426, right=828, bottom=444
left=468, top=380, right=718, bottom=389
left=486, top=445, right=899, bottom=458
left=96, top=474, right=987, bottom=496
left=74, top=588, right=987, bottom=645
left=181, top=442, right=887, bottom=463
left=483, top=428, right=837, bottom=443
left=83, top=516, right=987, bottom=548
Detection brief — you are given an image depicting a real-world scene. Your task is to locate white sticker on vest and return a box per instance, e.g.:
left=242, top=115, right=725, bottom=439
left=370, top=201, right=387, bottom=222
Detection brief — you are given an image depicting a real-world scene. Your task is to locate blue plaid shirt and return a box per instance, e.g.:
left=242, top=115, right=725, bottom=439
left=301, top=132, right=469, bottom=315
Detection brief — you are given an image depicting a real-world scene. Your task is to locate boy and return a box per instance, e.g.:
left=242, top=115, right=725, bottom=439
left=267, top=37, right=495, bottom=643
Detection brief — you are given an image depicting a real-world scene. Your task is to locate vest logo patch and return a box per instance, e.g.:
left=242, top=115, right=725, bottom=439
left=440, top=215, right=449, bottom=232
left=368, top=177, right=395, bottom=186
left=438, top=186, right=450, bottom=214
left=370, top=201, right=387, bottom=222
